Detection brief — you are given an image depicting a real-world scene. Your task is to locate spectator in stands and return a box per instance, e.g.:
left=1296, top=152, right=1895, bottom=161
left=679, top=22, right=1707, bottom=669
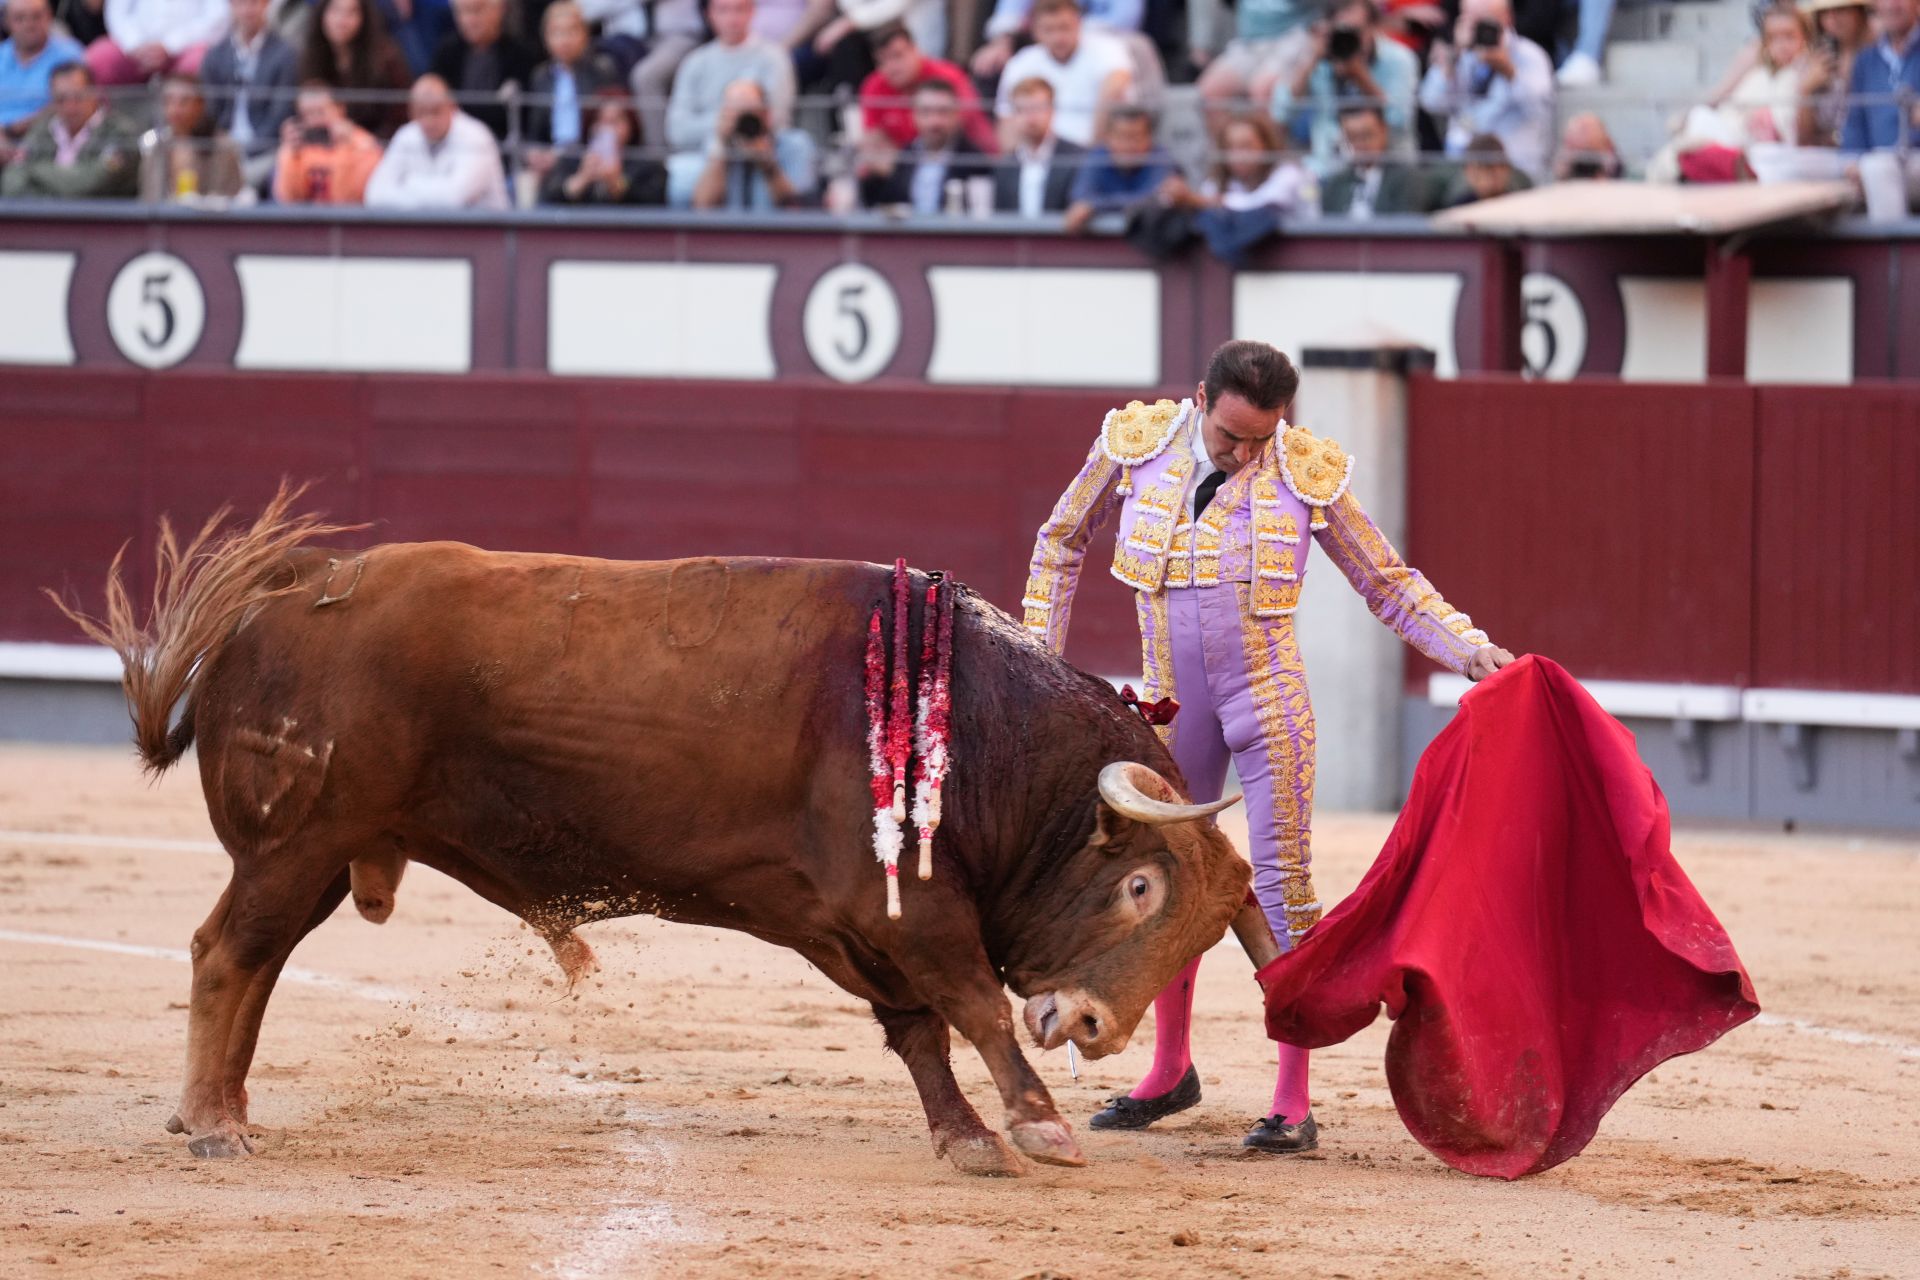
left=797, top=0, right=949, bottom=99
left=0, top=60, right=141, bottom=195
left=1660, top=6, right=1835, bottom=183
left=858, top=76, right=991, bottom=209
left=1171, top=111, right=1314, bottom=213
left=688, top=75, right=814, bottom=208
left=1554, top=0, right=1615, bottom=87
left=539, top=87, right=665, bottom=202
left=368, top=0, right=451, bottom=75
left=1061, top=102, right=1170, bottom=232
left=86, top=0, right=230, bottom=84
left=1417, top=0, right=1555, bottom=178
left=2, top=0, right=85, bottom=163
left=1842, top=0, right=1920, bottom=215
left=993, top=0, right=1133, bottom=148
left=272, top=77, right=381, bottom=201
left=1320, top=103, right=1431, bottom=215
left=581, top=0, right=701, bottom=153
left=429, top=0, right=534, bottom=140
left=992, top=73, right=1084, bottom=215
left=1792, top=0, right=1872, bottom=145
left=201, top=0, right=297, bottom=188
left=665, top=0, right=795, bottom=195
left=528, top=1, right=619, bottom=152
left=1436, top=131, right=1530, bottom=205
left=1271, top=0, right=1418, bottom=175
left=1552, top=110, right=1622, bottom=179
left=859, top=21, right=995, bottom=154
left=364, top=70, right=508, bottom=206
left=971, top=0, right=1164, bottom=110
left=299, top=0, right=410, bottom=136
left=1195, top=0, right=1312, bottom=129
left=138, top=69, right=246, bottom=197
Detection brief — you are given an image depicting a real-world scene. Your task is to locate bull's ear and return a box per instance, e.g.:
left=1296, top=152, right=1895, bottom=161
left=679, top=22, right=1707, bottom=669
left=1088, top=802, right=1132, bottom=850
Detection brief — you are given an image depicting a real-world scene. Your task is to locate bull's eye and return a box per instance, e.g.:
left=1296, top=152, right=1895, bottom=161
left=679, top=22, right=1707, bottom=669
left=1130, top=876, right=1150, bottom=899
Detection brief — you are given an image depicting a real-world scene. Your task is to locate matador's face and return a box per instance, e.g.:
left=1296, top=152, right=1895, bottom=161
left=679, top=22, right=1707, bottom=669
left=1194, top=386, right=1284, bottom=475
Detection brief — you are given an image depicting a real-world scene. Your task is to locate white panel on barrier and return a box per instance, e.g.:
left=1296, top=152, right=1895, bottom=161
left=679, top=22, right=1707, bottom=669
left=0, top=251, right=76, bottom=366
left=547, top=262, right=778, bottom=379
left=1748, top=279, right=1853, bottom=384
left=235, top=256, right=472, bottom=373
left=1619, top=278, right=1706, bottom=382
left=924, top=267, right=1159, bottom=386
left=1232, top=271, right=1463, bottom=376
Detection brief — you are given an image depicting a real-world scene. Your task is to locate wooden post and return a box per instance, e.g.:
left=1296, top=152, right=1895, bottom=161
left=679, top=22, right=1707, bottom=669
left=1478, top=239, right=1524, bottom=374
left=1704, top=239, right=1751, bottom=380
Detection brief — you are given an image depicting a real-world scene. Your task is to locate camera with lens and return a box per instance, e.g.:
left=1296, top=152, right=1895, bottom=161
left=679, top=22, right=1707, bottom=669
left=1328, top=25, right=1362, bottom=61
left=302, top=124, right=332, bottom=146
left=732, top=110, right=767, bottom=143
left=1471, top=19, right=1503, bottom=47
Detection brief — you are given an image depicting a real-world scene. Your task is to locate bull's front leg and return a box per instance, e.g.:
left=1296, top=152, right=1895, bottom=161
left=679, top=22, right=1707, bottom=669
left=874, top=1005, right=1026, bottom=1177
left=893, top=943, right=1085, bottom=1169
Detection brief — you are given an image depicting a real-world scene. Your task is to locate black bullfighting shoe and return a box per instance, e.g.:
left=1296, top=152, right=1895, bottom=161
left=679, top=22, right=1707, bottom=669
left=1088, top=1064, right=1202, bottom=1130
left=1241, top=1111, right=1320, bottom=1154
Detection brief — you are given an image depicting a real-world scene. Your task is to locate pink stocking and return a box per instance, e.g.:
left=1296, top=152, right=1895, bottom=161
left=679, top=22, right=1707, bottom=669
left=1128, top=954, right=1202, bottom=1099
left=1270, top=1040, right=1310, bottom=1121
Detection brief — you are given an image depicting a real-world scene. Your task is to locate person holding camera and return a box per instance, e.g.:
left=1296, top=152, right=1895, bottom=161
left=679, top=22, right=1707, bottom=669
left=689, top=76, right=814, bottom=209
left=1416, top=0, right=1554, bottom=179
left=1271, top=0, right=1418, bottom=175
left=272, top=79, right=383, bottom=204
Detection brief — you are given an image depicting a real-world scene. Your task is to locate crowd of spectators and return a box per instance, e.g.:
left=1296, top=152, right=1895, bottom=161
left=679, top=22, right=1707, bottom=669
left=0, top=0, right=1916, bottom=222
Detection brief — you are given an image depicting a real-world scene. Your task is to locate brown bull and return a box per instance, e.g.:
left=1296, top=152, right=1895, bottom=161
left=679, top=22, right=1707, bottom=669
left=58, top=490, right=1265, bottom=1176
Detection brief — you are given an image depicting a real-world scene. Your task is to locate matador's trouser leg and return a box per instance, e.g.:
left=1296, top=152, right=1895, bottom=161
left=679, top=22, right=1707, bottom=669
left=1129, top=585, right=1320, bottom=1113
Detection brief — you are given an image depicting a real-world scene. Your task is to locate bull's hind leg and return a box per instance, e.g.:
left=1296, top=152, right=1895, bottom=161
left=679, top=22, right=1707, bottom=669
left=169, top=854, right=352, bottom=1157
left=875, top=1006, right=1024, bottom=1177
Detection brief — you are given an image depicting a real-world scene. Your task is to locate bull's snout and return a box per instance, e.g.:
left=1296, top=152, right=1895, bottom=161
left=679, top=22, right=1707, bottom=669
left=1021, top=990, right=1129, bottom=1058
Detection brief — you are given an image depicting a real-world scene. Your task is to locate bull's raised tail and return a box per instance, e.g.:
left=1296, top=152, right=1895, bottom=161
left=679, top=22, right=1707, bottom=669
left=44, top=482, right=355, bottom=776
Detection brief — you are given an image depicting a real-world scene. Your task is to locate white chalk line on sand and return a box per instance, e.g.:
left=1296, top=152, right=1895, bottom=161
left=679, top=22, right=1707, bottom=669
left=0, top=828, right=224, bottom=854
left=1753, top=1012, right=1920, bottom=1061
left=0, top=924, right=696, bottom=1277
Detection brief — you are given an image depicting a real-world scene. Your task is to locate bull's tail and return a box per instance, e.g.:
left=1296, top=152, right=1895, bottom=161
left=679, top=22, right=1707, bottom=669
left=45, top=482, right=357, bottom=776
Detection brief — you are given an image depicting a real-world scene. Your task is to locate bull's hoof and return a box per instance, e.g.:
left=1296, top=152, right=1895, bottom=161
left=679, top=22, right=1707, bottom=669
left=186, top=1126, right=254, bottom=1159
left=941, top=1133, right=1027, bottom=1178
left=1010, top=1119, right=1085, bottom=1167
left=164, top=1113, right=186, bottom=1135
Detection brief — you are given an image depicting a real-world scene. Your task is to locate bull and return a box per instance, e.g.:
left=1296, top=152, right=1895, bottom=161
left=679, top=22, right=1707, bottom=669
left=59, top=490, right=1270, bottom=1176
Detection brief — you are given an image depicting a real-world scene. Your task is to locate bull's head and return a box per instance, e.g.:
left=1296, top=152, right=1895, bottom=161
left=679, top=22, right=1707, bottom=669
left=1006, top=762, right=1256, bottom=1060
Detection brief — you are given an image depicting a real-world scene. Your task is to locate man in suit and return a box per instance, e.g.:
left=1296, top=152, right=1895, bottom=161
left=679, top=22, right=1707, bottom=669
left=429, top=0, right=537, bottom=140
left=198, top=0, right=296, bottom=188
left=1320, top=104, right=1435, bottom=217
left=992, top=75, right=1084, bottom=217
left=858, top=77, right=992, bottom=212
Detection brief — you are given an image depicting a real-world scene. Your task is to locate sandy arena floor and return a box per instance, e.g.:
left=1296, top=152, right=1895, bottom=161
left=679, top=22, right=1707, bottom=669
left=0, top=743, right=1916, bottom=1279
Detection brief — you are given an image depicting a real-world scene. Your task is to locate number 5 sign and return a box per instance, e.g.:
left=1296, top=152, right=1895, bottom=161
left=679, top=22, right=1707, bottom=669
left=802, top=263, right=901, bottom=383
left=107, top=251, right=207, bottom=369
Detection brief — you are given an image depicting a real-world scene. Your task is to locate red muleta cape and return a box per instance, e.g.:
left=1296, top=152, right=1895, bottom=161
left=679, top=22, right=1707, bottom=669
left=1255, top=655, right=1759, bottom=1179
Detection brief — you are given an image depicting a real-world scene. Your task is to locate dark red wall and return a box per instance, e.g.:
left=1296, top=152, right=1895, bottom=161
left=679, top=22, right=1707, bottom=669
left=10, top=367, right=1918, bottom=693
left=1, top=368, right=1148, bottom=675
left=1408, top=376, right=1920, bottom=693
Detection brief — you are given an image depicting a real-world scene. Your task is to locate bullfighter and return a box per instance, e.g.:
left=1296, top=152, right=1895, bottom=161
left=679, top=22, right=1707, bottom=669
left=1022, top=339, right=1515, bottom=1152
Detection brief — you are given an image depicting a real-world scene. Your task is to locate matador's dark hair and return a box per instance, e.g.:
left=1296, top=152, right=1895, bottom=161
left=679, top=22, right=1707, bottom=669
left=1204, top=340, right=1299, bottom=412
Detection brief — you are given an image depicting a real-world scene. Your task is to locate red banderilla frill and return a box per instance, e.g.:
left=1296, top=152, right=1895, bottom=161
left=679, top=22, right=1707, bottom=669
left=865, top=560, right=957, bottom=920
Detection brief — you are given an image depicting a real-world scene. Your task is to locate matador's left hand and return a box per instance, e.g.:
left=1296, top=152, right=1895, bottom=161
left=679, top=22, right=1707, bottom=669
left=1466, top=645, right=1518, bottom=682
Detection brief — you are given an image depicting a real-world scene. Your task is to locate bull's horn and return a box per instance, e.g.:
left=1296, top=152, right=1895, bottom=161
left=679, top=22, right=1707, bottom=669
left=1097, top=762, right=1243, bottom=826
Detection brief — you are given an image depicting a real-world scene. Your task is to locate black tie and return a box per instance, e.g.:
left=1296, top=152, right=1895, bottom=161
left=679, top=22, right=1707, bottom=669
left=1194, top=470, right=1227, bottom=518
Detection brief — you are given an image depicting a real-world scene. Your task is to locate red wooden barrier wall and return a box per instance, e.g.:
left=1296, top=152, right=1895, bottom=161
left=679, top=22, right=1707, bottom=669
left=1407, top=376, right=1920, bottom=693
left=1, top=369, right=1148, bottom=675
left=8, top=368, right=1917, bottom=694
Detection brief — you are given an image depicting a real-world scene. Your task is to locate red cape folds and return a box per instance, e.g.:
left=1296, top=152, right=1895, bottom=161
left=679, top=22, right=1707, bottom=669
left=1255, top=656, right=1759, bottom=1179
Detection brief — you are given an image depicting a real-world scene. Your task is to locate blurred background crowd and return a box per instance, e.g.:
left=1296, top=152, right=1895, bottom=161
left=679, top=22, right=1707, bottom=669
left=0, top=0, right=1915, bottom=234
